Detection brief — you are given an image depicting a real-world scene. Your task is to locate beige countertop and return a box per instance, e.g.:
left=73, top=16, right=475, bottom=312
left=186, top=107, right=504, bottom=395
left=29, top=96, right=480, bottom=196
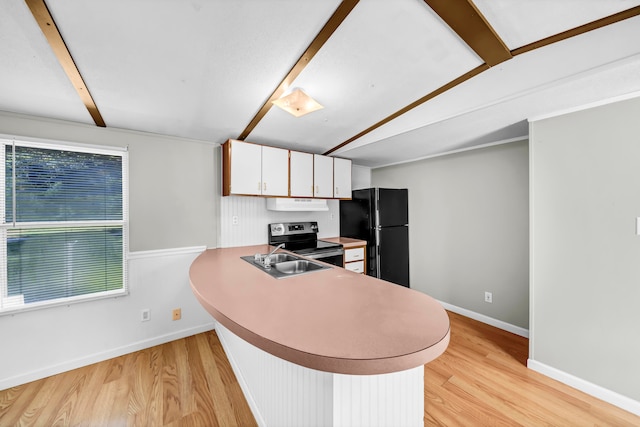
left=321, top=237, right=367, bottom=248
left=189, top=245, right=450, bottom=375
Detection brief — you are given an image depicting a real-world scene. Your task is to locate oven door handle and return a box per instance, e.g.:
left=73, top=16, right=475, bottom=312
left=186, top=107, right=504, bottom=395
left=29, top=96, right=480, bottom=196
left=304, top=249, right=344, bottom=259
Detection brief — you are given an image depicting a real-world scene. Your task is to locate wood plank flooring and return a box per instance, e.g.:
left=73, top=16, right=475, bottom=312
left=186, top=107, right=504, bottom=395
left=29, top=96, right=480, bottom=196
left=1, top=311, right=638, bottom=426
left=424, top=312, right=640, bottom=426
left=0, top=331, right=257, bottom=427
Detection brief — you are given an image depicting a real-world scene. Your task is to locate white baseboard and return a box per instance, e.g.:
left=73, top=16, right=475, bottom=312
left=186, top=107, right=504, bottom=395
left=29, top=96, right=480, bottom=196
left=437, top=300, right=529, bottom=338
left=527, top=359, right=640, bottom=416
left=0, top=323, right=214, bottom=391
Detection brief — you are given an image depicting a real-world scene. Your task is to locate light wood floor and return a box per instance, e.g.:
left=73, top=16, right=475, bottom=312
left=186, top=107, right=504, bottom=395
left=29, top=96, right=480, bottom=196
left=0, top=331, right=257, bottom=427
left=425, top=312, right=640, bottom=426
left=1, top=312, right=638, bottom=426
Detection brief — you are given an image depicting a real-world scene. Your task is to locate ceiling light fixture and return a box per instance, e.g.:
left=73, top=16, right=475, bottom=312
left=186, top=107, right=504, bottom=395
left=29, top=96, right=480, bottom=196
left=272, top=88, right=323, bottom=117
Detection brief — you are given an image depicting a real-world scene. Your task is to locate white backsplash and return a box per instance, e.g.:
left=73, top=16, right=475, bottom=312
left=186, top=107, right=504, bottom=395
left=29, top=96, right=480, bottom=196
left=220, top=196, right=340, bottom=247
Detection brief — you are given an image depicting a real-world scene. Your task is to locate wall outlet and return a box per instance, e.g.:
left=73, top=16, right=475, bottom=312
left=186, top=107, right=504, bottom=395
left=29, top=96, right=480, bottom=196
left=484, top=292, right=493, bottom=303
left=172, top=308, right=182, bottom=321
left=232, top=215, right=239, bottom=226
left=141, top=309, right=150, bottom=322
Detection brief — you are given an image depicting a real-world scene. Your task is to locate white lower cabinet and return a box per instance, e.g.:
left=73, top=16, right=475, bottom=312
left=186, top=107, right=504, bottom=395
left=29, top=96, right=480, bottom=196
left=344, top=246, right=365, bottom=274
left=345, top=261, right=364, bottom=273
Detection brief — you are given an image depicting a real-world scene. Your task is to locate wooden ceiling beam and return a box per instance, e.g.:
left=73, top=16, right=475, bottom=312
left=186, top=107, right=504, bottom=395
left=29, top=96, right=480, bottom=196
left=25, top=0, right=106, bottom=127
left=326, top=4, right=640, bottom=157
left=423, top=0, right=511, bottom=67
left=237, top=0, right=359, bottom=141
left=324, top=64, right=489, bottom=155
left=513, top=5, right=640, bottom=56
left=324, top=0, right=511, bottom=156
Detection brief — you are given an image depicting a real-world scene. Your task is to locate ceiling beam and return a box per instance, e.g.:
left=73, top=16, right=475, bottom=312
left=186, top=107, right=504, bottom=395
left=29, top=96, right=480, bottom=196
left=423, top=0, right=511, bottom=67
left=513, top=5, right=640, bottom=56
left=323, top=0, right=508, bottom=156
left=326, top=4, right=640, bottom=157
left=25, top=0, right=106, bottom=127
left=324, top=64, right=489, bottom=155
left=237, top=0, right=359, bottom=141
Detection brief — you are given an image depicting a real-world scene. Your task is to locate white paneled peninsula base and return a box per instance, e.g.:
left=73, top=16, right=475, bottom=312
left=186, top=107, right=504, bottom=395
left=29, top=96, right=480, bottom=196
left=190, top=245, right=450, bottom=427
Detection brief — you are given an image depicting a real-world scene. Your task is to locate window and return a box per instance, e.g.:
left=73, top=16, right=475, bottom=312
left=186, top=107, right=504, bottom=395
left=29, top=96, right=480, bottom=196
left=0, top=138, right=128, bottom=314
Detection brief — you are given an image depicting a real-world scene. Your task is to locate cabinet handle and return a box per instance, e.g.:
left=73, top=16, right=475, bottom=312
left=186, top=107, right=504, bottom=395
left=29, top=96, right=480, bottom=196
left=263, top=182, right=267, bottom=191
left=335, top=187, right=339, bottom=195
left=257, top=182, right=261, bottom=191
left=316, top=185, right=319, bottom=194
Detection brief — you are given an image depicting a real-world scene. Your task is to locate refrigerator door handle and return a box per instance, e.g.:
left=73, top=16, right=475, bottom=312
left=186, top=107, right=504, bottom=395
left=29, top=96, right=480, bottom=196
left=375, top=226, right=381, bottom=278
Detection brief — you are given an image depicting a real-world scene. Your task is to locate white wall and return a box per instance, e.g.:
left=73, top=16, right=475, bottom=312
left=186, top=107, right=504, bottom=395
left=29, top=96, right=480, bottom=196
left=529, top=95, right=640, bottom=410
left=0, top=248, right=214, bottom=390
left=0, top=112, right=218, bottom=389
left=352, top=164, right=372, bottom=190
left=0, top=111, right=218, bottom=251
left=372, top=141, right=530, bottom=331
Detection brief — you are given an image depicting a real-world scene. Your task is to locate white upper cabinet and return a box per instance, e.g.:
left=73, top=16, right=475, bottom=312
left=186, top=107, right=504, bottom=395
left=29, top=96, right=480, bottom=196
left=223, top=140, right=351, bottom=199
left=261, top=145, right=289, bottom=196
left=224, top=140, right=262, bottom=195
left=313, top=154, right=334, bottom=198
left=223, top=140, right=288, bottom=196
left=290, top=151, right=314, bottom=197
left=333, top=157, right=352, bottom=199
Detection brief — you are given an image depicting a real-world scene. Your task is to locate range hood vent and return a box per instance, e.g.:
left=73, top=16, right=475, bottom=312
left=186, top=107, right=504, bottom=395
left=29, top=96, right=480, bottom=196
left=266, top=198, right=329, bottom=212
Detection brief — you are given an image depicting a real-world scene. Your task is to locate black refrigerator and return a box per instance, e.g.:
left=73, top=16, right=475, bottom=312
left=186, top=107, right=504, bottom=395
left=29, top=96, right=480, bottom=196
left=339, top=188, right=409, bottom=287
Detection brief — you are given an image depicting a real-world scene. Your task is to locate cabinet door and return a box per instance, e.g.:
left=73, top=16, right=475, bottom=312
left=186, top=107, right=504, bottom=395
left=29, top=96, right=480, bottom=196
left=333, top=157, right=352, bottom=199
left=261, top=146, right=289, bottom=196
left=290, top=151, right=314, bottom=197
left=229, top=140, right=262, bottom=195
left=313, top=154, right=333, bottom=198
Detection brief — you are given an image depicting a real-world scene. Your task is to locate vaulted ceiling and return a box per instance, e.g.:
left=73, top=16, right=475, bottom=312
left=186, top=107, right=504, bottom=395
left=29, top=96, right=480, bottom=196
left=2, top=0, right=640, bottom=167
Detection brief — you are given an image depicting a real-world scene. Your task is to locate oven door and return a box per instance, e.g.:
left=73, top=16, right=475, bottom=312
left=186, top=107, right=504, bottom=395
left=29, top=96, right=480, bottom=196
left=304, top=248, right=344, bottom=267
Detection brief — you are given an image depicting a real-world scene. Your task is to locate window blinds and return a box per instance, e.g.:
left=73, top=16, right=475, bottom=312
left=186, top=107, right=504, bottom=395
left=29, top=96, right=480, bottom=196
left=0, top=139, right=128, bottom=313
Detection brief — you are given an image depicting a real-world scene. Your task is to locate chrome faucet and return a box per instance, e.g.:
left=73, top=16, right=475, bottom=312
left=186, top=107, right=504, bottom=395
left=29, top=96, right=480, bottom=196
left=264, top=243, right=285, bottom=267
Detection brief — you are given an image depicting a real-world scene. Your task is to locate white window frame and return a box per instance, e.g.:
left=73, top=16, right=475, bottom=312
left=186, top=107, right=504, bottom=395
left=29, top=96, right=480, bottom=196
left=0, top=136, right=129, bottom=315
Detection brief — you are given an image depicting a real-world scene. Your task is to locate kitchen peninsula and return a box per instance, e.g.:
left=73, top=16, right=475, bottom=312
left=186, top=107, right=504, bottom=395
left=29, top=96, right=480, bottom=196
left=190, top=245, right=450, bottom=427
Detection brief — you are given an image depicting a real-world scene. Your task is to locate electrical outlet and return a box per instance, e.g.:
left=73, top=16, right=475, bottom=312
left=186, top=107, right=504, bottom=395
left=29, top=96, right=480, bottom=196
left=232, top=216, right=239, bottom=226
left=141, top=309, right=150, bottom=322
left=172, top=308, right=182, bottom=321
left=484, top=292, right=493, bottom=303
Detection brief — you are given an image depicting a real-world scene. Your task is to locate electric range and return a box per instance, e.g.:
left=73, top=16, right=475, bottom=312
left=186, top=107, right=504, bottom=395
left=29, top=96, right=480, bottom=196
left=268, top=221, right=344, bottom=266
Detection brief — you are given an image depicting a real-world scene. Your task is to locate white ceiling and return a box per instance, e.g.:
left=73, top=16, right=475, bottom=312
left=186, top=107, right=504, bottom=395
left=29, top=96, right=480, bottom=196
left=1, top=0, right=640, bottom=168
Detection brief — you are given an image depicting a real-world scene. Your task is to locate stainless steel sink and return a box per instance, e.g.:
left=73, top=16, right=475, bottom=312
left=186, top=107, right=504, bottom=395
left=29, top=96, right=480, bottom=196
left=267, top=253, right=298, bottom=263
left=274, top=260, right=326, bottom=274
left=240, top=253, right=331, bottom=279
